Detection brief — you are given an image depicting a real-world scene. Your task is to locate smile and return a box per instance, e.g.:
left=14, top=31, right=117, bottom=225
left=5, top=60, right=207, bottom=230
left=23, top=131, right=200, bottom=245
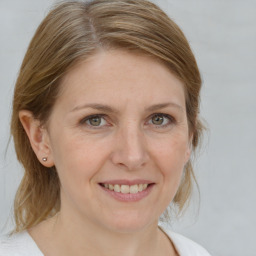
left=99, top=180, right=154, bottom=202
left=101, top=183, right=149, bottom=194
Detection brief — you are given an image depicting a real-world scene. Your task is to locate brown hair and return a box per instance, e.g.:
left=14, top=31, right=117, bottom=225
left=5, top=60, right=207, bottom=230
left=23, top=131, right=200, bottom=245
left=11, top=0, right=203, bottom=232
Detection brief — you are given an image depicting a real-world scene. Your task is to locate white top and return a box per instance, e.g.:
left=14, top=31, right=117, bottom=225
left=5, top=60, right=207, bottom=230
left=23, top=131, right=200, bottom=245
left=0, top=227, right=211, bottom=256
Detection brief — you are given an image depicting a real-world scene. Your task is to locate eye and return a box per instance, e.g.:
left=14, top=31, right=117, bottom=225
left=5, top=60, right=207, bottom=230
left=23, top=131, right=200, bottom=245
left=151, top=115, right=165, bottom=125
left=148, top=113, right=174, bottom=127
left=80, top=114, right=108, bottom=128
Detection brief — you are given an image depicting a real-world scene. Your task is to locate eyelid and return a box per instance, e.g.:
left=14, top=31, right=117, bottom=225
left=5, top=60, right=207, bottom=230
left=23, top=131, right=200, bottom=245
left=79, top=113, right=176, bottom=129
left=147, top=113, right=176, bottom=127
left=80, top=114, right=109, bottom=127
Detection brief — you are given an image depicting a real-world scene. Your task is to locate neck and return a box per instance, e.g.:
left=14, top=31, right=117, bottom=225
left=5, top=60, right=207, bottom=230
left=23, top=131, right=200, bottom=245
left=53, top=212, right=163, bottom=256
left=29, top=210, right=176, bottom=256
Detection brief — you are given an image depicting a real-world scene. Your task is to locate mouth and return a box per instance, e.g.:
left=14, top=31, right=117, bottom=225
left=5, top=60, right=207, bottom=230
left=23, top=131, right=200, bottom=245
left=99, top=183, right=151, bottom=194
left=98, top=180, right=155, bottom=202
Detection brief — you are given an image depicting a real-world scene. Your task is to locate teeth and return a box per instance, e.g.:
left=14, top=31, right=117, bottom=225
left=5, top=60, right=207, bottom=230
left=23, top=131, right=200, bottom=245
left=103, top=183, right=149, bottom=194
left=130, top=184, right=138, bottom=194
left=121, top=185, right=129, bottom=194
left=114, top=184, right=120, bottom=192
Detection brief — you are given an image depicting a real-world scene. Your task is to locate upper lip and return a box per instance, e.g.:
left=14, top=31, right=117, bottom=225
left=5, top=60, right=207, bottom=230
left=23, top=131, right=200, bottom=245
left=99, top=179, right=154, bottom=185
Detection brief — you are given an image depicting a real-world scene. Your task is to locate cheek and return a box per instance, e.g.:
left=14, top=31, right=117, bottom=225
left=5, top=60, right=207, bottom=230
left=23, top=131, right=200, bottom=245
left=150, top=135, right=189, bottom=184
left=153, top=135, right=189, bottom=166
left=50, top=138, right=104, bottom=207
left=50, top=134, right=109, bottom=185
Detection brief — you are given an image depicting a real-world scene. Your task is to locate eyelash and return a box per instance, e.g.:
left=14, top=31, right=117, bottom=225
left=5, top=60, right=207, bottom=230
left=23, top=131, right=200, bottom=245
left=148, top=113, right=176, bottom=128
left=79, top=113, right=176, bottom=129
left=79, top=114, right=108, bottom=129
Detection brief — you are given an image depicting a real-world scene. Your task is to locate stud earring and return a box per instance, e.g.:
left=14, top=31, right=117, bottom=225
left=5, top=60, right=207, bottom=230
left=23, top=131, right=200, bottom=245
left=42, top=157, right=47, bottom=162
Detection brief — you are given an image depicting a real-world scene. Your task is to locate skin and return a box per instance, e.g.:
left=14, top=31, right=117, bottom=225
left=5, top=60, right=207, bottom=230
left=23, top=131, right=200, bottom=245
left=20, top=49, right=191, bottom=256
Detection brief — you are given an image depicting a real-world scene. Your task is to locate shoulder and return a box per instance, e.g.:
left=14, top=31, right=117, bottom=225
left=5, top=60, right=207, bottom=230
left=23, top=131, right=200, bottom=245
left=0, top=231, right=43, bottom=256
left=159, top=225, right=212, bottom=256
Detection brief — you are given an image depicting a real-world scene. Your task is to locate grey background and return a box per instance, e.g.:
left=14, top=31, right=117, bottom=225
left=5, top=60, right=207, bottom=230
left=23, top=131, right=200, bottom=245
left=0, top=0, right=255, bottom=255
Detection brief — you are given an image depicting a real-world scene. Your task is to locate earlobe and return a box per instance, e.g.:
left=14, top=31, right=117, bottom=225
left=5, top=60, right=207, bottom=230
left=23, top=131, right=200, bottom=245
left=19, top=110, right=54, bottom=167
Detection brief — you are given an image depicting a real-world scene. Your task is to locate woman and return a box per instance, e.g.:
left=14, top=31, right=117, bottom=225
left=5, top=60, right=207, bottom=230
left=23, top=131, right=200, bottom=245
left=1, top=0, right=210, bottom=255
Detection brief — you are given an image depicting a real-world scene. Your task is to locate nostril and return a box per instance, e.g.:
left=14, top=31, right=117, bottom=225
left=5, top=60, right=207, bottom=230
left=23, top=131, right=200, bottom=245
left=110, top=138, right=149, bottom=170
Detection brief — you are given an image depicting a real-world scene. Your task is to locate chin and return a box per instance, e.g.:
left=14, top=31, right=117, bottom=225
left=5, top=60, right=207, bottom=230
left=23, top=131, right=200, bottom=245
left=102, top=211, right=157, bottom=234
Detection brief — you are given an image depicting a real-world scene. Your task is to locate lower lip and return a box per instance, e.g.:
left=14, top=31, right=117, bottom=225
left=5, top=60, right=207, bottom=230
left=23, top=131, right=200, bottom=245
left=99, top=184, right=154, bottom=202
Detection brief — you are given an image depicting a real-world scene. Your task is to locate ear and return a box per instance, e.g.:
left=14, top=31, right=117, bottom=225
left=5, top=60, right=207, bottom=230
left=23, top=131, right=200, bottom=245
left=19, top=110, right=54, bottom=167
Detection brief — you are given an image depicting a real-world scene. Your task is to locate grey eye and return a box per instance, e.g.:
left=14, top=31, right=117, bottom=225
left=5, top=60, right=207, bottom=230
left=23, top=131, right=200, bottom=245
left=81, top=114, right=108, bottom=128
left=88, top=116, right=102, bottom=126
left=151, top=115, right=164, bottom=125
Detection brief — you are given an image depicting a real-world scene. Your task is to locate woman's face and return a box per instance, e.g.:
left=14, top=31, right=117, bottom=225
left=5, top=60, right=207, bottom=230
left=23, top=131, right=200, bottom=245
left=45, top=50, right=191, bottom=233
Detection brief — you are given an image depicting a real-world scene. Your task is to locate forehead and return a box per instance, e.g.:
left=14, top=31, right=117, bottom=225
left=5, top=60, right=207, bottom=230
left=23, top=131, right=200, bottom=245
left=56, top=49, right=186, bottom=109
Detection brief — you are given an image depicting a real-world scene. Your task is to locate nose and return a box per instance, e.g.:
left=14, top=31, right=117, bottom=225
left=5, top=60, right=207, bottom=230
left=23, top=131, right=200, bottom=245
left=110, top=124, right=149, bottom=170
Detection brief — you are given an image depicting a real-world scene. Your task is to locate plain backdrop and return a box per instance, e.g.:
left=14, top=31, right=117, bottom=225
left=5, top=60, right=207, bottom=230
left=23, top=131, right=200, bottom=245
left=0, top=1, right=255, bottom=255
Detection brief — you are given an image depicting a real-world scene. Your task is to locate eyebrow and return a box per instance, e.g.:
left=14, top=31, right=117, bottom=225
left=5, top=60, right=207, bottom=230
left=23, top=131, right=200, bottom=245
left=71, top=102, right=184, bottom=113
left=145, top=102, right=184, bottom=112
left=71, top=103, right=119, bottom=113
